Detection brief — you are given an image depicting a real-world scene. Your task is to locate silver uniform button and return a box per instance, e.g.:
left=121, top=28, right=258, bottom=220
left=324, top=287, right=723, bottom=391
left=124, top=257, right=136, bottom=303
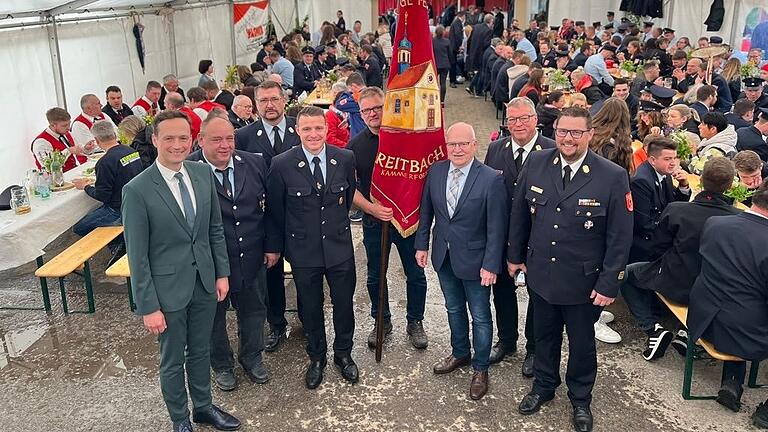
left=233, top=205, right=237, bottom=210
left=553, top=224, right=559, bottom=229
left=240, top=253, right=244, bottom=257
left=551, top=241, right=556, bottom=245
left=321, top=221, right=325, bottom=225
left=322, top=235, right=326, bottom=239
left=238, top=237, right=243, bottom=242
left=586, top=212, right=592, bottom=217
left=236, top=221, right=240, bottom=226
left=551, top=257, right=556, bottom=262
left=556, top=207, right=561, bottom=212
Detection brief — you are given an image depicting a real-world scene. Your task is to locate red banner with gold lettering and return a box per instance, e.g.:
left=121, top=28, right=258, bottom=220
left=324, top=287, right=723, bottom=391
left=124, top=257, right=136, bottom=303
left=370, top=0, right=447, bottom=237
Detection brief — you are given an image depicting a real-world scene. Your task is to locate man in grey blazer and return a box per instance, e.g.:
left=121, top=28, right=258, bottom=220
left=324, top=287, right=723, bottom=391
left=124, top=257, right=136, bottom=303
left=415, top=122, right=507, bottom=401
left=122, top=110, right=240, bottom=432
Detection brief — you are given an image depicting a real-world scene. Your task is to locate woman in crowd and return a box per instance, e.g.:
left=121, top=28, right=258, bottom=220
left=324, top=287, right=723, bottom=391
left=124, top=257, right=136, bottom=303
left=237, top=65, right=260, bottom=87
left=675, top=37, right=692, bottom=54
left=721, top=58, right=743, bottom=103
left=536, top=90, right=565, bottom=139
left=590, top=97, right=634, bottom=173
left=286, top=44, right=303, bottom=65
left=518, top=69, right=544, bottom=106
left=570, top=69, right=605, bottom=106
left=377, top=24, right=393, bottom=66
left=665, top=104, right=701, bottom=151
left=319, top=23, right=336, bottom=46
left=198, top=59, right=215, bottom=87
left=634, top=102, right=666, bottom=141
left=119, top=116, right=154, bottom=170
left=569, top=92, right=587, bottom=108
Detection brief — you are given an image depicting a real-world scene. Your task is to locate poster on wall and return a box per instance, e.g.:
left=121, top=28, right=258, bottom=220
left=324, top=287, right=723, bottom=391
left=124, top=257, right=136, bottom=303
left=234, top=1, right=269, bottom=56
left=739, top=3, right=768, bottom=57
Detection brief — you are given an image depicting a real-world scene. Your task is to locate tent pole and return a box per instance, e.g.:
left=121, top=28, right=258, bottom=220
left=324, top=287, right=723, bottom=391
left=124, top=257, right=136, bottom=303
left=294, top=0, right=300, bottom=29
left=228, top=0, right=236, bottom=64
left=729, top=0, right=741, bottom=48
left=46, top=15, right=67, bottom=110
left=169, top=12, right=179, bottom=76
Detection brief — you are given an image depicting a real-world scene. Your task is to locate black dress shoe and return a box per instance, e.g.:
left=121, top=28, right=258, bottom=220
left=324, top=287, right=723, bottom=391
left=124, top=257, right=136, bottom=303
left=173, top=419, right=194, bottom=432
left=240, top=360, right=269, bottom=384
left=334, top=355, right=359, bottom=383
left=573, top=405, right=593, bottom=432
left=489, top=342, right=515, bottom=364
left=518, top=392, right=553, bottom=415
left=305, top=359, right=327, bottom=389
left=192, top=405, right=241, bottom=431
left=214, top=369, right=237, bottom=391
left=264, top=327, right=287, bottom=352
left=107, top=242, right=126, bottom=268
left=521, top=351, right=535, bottom=378
left=716, top=379, right=743, bottom=412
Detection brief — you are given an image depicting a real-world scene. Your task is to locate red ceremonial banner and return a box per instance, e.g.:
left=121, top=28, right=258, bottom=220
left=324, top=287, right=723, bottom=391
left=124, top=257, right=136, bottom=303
left=370, top=0, right=447, bottom=237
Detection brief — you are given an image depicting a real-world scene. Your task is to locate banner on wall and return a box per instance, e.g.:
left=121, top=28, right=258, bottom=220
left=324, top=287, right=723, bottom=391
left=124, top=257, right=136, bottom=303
left=234, top=1, right=269, bottom=55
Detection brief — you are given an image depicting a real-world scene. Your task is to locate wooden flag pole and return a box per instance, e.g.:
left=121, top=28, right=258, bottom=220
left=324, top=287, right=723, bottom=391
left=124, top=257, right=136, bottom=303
left=375, top=222, right=392, bottom=362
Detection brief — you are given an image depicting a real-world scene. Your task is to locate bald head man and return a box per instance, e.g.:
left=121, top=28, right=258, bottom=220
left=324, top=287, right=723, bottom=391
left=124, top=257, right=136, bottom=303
left=415, top=121, right=507, bottom=401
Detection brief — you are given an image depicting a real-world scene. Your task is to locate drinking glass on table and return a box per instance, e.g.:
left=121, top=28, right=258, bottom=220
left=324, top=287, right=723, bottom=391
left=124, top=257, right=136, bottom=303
left=663, top=77, right=673, bottom=88
left=10, top=186, right=31, bottom=215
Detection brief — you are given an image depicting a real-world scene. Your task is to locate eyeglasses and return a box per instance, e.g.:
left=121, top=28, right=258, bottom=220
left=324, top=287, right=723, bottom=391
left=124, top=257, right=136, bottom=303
left=506, top=115, right=535, bottom=124
left=446, top=141, right=472, bottom=149
left=257, top=97, right=283, bottom=105
left=554, top=128, right=590, bottom=139
left=360, top=105, right=384, bottom=115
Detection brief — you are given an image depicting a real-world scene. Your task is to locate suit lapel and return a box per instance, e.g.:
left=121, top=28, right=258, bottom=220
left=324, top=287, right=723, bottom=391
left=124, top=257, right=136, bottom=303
left=561, top=152, right=596, bottom=200
left=501, top=138, right=520, bottom=180
left=325, top=146, right=339, bottom=188
left=438, top=162, right=450, bottom=218
left=150, top=164, right=192, bottom=237
left=452, top=160, right=481, bottom=218
left=293, top=147, right=317, bottom=191
left=233, top=153, right=246, bottom=200
left=256, top=121, right=276, bottom=157
left=186, top=162, right=205, bottom=238
left=549, top=152, right=566, bottom=196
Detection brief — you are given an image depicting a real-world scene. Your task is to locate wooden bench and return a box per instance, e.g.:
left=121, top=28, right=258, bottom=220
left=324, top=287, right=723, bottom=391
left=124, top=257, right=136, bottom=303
left=105, top=256, right=294, bottom=313
left=35, top=226, right=123, bottom=314
left=105, top=254, right=135, bottom=312
left=656, top=293, right=764, bottom=399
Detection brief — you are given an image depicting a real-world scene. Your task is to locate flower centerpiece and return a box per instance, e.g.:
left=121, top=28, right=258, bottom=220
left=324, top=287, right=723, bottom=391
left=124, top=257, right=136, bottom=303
left=223, top=64, right=239, bottom=92
left=42, top=150, right=67, bottom=187
left=725, top=183, right=755, bottom=204
left=142, top=113, right=154, bottom=126
left=741, top=63, right=760, bottom=79
left=619, top=60, right=640, bottom=75
left=670, top=130, right=692, bottom=165
left=547, top=69, right=571, bottom=91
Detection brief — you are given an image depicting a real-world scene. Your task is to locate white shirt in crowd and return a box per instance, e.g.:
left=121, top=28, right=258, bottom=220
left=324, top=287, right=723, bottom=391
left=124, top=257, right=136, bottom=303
left=31, top=127, right=79, bottom=168
left=156, top=160, right=197, bottom=216
left=131, top=95, right=154, bottom=118
left=511, top=132, right=539, bottom=164
left=71, top=112, right=116, bottom=150
left=560, top=149, right=589, bottom=181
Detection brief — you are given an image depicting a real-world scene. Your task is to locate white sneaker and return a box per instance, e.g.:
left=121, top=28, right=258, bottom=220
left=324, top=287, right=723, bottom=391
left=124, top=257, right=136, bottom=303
left=594, top=321, right=622, bottom=344
left=599, top=311, right=615, bottom=324
left=456, top=76, right=465, bottom=83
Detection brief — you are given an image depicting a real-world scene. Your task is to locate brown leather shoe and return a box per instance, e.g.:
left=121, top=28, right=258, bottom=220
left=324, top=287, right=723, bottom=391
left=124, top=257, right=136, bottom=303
left=433, top=355, right=471, bottom=374
left=469, top=370, right=489, bottom=400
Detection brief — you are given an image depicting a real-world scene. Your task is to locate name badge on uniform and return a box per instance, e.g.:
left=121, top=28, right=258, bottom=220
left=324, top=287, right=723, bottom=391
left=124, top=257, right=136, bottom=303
left=578, top=198, right=601, bottom=207
left=530, top=185, right=544, bottom=194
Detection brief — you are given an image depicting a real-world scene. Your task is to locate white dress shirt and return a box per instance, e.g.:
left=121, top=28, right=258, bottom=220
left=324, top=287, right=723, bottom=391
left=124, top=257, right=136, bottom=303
left=70, top=112, right=116, bottom=150
left=560, top=150, right=589, bottom=181
left=301, top=144, right=327, bottom=182
left=446, top=160, right=473, bottom=208
left=263, top=116, right=288, bottom=147
left=131, top=96, right=153, bottom=118
left=32, top=127, right=78, bottom=168
left=511, top=132, right=539, bottom=164
left=156, top=161, right=197, bottom=217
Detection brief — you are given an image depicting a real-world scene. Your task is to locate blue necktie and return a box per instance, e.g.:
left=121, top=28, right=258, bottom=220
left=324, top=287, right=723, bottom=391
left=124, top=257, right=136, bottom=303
left=174, top=172, right=195, bottom=228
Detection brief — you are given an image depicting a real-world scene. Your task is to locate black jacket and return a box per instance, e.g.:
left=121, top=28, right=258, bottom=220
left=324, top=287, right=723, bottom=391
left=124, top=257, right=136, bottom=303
left=508, top=149, right=634, bottom=303
left=432, top=37, right=452, bottom=71
left=635, top=191, right=739, bottom=305
left=130, top=125, right=155, bottom=170
left=725, top=112, right=752, bottom=130
left=265, top=145, right=356, bottom=268
left=86, top=144, right=142, bottom=210
left=159, top=86, right=186, bottom=110
left=689, top=212, right=768, bottom=360
left=629, top=161, right=690, bottom=263
left=102, top=103, right=133, bottom=125
left=736, top=126, right=768, bottom=162
left=235, top=117, right=301, bottom=166
left=360, top=56, right=383, bottom=88
left=467, top=23, right=493, bottom=72
left=228, top=109, right=253, bottom=130
left=214, top=90, right=235, bottom=111
left=536, top=105, right=560, bottom=139
left=187, top=150, right=269, bottom=293
left=293, top=62, right=322, bottom=95
left=449, top=18, right=464, bottom=54
left=484, top=133, right=556, bottom=205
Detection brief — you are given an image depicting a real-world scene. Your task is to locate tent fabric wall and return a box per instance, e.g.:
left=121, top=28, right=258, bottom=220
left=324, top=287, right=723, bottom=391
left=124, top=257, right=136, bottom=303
left=0, top=27, right=58, bottom=187
left=173, top=4, right=233, bottom=91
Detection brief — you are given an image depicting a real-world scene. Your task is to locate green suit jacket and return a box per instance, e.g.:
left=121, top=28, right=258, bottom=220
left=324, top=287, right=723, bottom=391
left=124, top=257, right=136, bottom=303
left=122, top=161, right=230, bottom=315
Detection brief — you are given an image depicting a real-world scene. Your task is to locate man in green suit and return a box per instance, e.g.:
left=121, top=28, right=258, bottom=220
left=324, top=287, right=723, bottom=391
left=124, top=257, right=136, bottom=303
left=122, top=110, right=241, bottom=432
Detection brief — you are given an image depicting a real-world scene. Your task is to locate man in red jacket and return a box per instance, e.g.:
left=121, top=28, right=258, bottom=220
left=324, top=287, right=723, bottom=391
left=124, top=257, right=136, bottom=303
left=31, top=107, right=88, bottom=172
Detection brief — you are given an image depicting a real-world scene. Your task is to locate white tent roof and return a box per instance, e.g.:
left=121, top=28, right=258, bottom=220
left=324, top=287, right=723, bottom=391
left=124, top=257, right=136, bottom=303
left=0, top=1, right=211, bottom=17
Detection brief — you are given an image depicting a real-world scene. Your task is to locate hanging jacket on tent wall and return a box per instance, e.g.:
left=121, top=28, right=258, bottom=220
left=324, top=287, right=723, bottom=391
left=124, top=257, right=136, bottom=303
left=620, top=0, right=663, bottom=19
left=704, top=0, right=725, bottom=32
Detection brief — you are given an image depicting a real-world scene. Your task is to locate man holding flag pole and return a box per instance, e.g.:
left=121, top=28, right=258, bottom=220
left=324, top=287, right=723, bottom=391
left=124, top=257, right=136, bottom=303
left=366, top=0, right=448, bottom=361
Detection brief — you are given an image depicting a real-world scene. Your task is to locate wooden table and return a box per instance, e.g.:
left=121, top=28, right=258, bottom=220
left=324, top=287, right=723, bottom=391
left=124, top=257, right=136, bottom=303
left=305, top=88, right=333, bottom=107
